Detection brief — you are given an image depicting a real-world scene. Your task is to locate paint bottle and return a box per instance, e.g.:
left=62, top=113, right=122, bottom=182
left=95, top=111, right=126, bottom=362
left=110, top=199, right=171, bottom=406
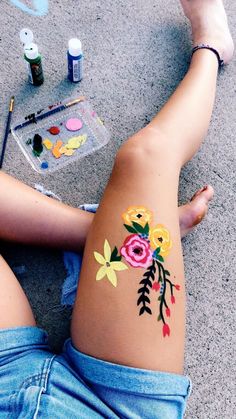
left=68, top=38, right=83, bottom=83
left=24, top=43, right=44, bottom=86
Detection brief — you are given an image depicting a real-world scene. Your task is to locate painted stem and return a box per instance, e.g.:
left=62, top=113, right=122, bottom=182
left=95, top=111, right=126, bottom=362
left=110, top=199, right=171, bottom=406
left=157, top=261, right=167, bottom=324
left=166, top=278, right=174, bottom=295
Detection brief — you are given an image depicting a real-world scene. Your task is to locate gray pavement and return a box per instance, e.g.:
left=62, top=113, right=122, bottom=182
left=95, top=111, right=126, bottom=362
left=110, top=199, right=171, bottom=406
left=0, top=1, right=235, bottom=418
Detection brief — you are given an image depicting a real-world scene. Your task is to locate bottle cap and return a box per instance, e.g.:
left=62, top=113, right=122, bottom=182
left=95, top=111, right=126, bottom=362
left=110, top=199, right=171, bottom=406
left=68, top=38, right=82, bottom=57
left=20, top=28, right=34, bottom=45
left=24, top=43, right=39, bottom=60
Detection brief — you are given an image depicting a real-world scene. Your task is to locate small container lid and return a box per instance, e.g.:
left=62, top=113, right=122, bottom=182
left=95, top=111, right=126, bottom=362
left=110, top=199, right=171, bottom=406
left=24, top=43, right=39, bottom=60
left=20, top=28, right=34, bottom=45
left=68, top=38, right=82, bottom=57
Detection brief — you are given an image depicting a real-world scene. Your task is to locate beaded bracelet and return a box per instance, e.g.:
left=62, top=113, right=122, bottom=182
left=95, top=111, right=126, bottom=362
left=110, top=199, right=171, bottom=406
left=191, top=44, right=224, bottom=67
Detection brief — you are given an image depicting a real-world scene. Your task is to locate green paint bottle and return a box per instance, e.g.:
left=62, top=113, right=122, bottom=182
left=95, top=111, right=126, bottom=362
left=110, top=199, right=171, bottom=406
left=24, top=42, right=44, bottom=86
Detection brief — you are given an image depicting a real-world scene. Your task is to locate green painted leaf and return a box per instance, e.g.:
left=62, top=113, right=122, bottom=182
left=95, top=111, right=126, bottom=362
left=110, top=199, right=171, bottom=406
left=110, top=246, right=122, bottom=262
left=124, top=224, right=137, bottom=234
left=158, top=296, right=162, bottom=301
left=153, top=249, right=164, bottom=262
left=111, top=246, right=118, bottom=260
left=165, top=270, right=170, bottom=276
left=157, top=314, right=162, bottom=322
left=156, top=255, right=164, bottom=262
left=143, top=223, right=149, bottom=235
left=132, top=222, right=145, bottom=234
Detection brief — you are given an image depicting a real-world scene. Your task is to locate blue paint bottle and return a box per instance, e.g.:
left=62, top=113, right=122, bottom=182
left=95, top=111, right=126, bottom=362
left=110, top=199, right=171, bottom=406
left=67, top=38, right=83, bottom=83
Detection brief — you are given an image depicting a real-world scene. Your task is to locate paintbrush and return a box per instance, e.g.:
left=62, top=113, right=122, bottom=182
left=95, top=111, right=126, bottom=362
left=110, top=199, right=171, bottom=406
left=14, top=96, right=86, bottom=131
left=0, top=96, right=15, bottom=169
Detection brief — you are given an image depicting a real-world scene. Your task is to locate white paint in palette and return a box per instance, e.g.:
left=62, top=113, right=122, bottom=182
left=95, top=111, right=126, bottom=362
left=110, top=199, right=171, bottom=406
left=10, top=0, right=48, bottom=16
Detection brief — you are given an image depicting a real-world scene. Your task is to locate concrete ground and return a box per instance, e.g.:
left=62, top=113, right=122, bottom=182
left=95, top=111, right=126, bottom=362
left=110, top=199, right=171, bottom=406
left=0, top=1, right=235, bottom=418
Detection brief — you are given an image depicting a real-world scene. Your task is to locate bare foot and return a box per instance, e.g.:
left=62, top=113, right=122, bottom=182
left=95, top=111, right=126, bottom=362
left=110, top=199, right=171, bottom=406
left=179, top=185, right=214, bottom=238
left=180, top=0, right=234, bottom=64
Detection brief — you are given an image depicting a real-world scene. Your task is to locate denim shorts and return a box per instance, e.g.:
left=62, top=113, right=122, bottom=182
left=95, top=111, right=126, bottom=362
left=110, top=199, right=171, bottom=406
left=0, top=327, right=191, bottom=418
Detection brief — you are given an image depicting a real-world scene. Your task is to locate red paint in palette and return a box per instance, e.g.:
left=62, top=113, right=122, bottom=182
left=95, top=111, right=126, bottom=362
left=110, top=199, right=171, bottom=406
left=48, top=126, right=60, bottom=135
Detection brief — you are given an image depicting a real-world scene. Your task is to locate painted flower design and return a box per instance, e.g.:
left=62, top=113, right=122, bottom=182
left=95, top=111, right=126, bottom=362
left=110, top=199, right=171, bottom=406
left=120, top=234, right=153, bottom=268
left=122, top=206, right=153, bottom=228
left=94, top=240, right=128, bottom=287
left=149, top=224, right=172, bottom=257
left=93, top=205, right=179, bottom=339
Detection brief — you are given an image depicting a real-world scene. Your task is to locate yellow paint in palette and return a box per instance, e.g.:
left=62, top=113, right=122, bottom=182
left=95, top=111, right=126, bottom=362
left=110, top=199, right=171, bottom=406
left=44, top=133, right=87, bottom=161
left=43, top=138, right=53, bottom=150
left=66, top=134, right=87, bottom=149
left=64, top=149, right=75, bottom=156
left=59, top=146, right=75, bottom=156
left=59, top=146, right=67, bottom=154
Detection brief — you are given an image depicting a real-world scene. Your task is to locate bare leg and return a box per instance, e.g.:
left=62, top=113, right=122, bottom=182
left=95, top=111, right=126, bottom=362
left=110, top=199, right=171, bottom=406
left=0, top=173, right=92, bottom=329
left=71, top=0, right=233, bottom=374
left=0, top=172, right=213, bottom=250
left=0, top=256, right=35, bottom=328
left=0, top=171, right=93, bottom=252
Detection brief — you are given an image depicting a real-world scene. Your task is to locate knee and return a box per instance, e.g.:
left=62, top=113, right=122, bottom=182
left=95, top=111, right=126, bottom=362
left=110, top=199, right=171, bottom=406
left=114, top=131, right=168, bottom=174
left=114, top=143, right=145, bottom=172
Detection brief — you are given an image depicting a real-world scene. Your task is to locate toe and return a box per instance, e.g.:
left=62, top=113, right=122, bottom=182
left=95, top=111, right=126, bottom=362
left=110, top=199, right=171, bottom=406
left=190, top=184, right=214, bottom=203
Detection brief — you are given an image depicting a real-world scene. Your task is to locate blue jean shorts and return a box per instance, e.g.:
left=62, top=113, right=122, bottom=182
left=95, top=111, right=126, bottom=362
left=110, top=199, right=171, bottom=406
left=0, top=327, right=191, bottom=418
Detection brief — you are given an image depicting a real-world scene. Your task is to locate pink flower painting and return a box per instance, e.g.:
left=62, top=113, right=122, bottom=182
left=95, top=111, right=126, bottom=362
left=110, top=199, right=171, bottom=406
left=120, top=234, right=153, bottom=268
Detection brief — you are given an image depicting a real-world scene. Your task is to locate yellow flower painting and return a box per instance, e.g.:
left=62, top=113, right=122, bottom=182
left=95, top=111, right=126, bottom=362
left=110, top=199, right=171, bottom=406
left=122, top=206, right=153, bottom=228
left=149, top=224, right=172, bottom=257
left=94, top=239, right=128, bottom=287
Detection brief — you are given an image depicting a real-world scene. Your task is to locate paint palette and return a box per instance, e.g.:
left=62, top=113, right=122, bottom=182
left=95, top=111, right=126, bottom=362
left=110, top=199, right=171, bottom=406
left=11, top=96, right=110, bottom=173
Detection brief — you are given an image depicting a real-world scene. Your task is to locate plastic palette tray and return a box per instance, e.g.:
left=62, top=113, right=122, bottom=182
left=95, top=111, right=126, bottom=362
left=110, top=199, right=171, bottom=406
left=11, top=96, right=110, bottom=173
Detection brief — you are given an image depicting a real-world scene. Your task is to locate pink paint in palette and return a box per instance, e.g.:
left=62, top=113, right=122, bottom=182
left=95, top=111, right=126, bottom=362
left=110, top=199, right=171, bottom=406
left=65, top=118, right=83, bottom=131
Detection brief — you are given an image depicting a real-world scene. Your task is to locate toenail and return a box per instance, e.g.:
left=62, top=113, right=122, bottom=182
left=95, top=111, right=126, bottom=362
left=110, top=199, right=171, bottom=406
left=193, top=214, right=204, bottom=227
left=190, top=190, right=201, bottom=202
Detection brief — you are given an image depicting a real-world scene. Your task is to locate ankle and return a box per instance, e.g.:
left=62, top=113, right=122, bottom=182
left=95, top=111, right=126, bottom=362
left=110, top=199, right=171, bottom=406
left=191, top=45, right=223, bottom=68
left=193, top=35, right=224, bottom=58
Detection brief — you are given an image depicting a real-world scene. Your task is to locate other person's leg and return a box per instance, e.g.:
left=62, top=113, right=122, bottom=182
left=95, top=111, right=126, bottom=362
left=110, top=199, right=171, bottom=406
left=0, top=256, right=35, bottom=328
left=0, top=171, right=214, bottom=247
left=0, top=171, right=93, bottom=252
